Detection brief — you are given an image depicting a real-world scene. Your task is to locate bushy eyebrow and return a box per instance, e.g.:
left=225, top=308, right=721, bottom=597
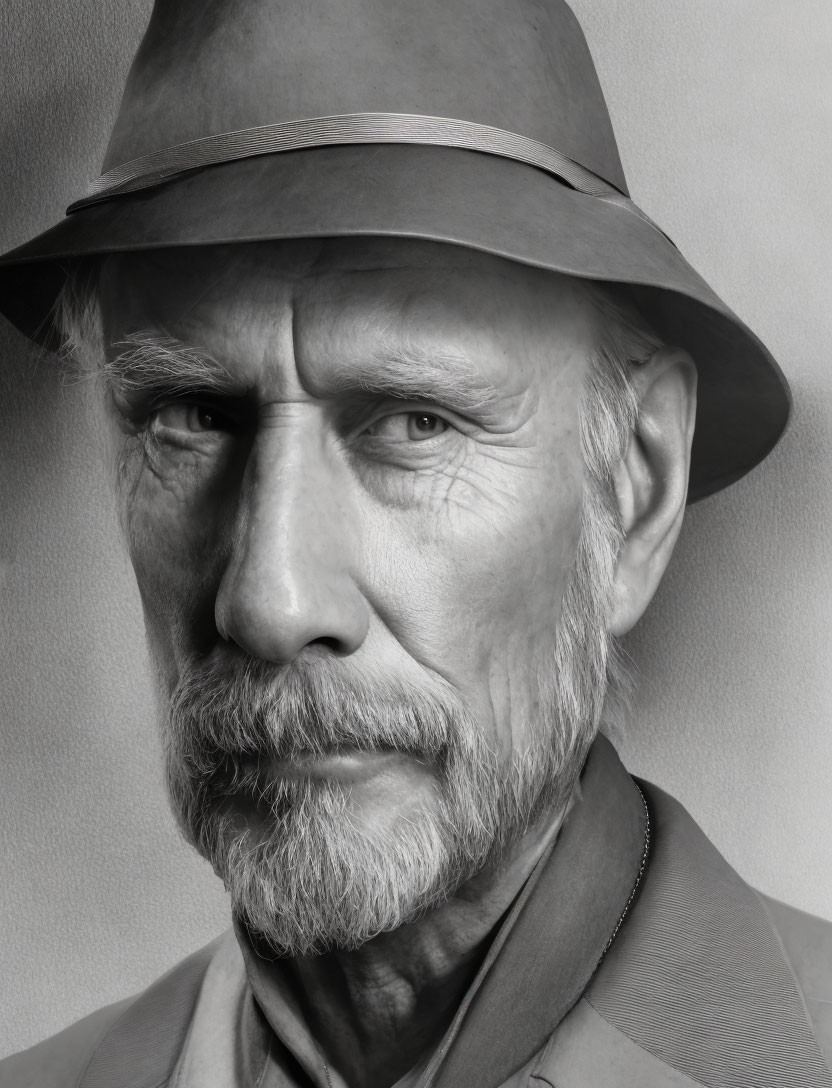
left=104, top=331, right=244, bottom=398
left=336, top=343, right=499, bottom=414
left=105, top=331, right=499, bottom=413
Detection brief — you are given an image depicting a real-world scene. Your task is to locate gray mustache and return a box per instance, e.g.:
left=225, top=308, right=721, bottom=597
left=166, top=653, right=470, bottom=776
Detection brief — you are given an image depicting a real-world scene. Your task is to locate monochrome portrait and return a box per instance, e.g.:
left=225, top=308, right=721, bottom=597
left=1, top=1, right=831, bottom=1085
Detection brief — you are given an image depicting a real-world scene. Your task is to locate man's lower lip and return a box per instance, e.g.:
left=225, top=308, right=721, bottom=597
left=268, top=750, right=406, bottom=783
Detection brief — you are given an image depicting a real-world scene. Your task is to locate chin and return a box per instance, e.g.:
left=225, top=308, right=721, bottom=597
left=178, top=771, right=486, bottom=956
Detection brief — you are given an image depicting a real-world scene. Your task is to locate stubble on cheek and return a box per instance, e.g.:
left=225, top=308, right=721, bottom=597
left=444, top=441, right=583, bottom=763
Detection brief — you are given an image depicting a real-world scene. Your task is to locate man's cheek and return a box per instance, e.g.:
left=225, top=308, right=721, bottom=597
left=122, top=468, right=232, bottom=657
left=435, top=502, right=579, bottom=737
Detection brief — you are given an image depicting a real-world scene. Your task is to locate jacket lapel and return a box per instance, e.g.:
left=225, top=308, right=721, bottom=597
left=533, top=997, right=706, bottom=1087
left=431, top=736, right=648, bottom=1088
left=432, top=748, right=832, bottom=1088
left=168, top=932, right=253, bottom=1088
left=77, top=938, right=221, bottom=1088
left=575, top=781, right=832, bottom=1088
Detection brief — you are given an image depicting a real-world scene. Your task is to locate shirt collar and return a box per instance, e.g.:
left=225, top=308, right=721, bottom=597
left=236, top=734, right=648, bottom=1088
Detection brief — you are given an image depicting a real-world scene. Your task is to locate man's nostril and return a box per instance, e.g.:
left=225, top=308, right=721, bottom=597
left=310, top=636, right=347, bottom=654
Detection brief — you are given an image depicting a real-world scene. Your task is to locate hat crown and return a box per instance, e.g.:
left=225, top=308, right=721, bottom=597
left=104, top=0, right=627, bottom=194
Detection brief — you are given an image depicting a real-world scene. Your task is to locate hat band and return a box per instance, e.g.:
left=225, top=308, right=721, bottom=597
left=68, top=111, right=670, bottom=241
left=71, top=111, right=628, bottom=203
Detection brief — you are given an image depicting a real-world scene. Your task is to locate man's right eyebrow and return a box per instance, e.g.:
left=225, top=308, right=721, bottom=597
left=104, top=331, right=245, bottom=397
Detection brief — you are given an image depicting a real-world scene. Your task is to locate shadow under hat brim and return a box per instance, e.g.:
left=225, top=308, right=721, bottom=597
left=0, top=143, right=790, bottom=502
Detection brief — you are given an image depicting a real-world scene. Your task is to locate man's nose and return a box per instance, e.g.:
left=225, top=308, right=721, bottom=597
left=214, top=423, right=369, bottom=663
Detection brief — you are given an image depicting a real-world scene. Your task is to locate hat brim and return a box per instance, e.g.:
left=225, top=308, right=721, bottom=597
left=0, top=144, right=790, bottom=502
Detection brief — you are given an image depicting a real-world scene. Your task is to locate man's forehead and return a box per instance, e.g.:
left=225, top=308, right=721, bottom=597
left=100, top=238, right=603, bottom=403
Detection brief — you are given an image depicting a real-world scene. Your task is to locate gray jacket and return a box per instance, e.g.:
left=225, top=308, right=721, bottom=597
left=2, top=743, right=830, bottom=1087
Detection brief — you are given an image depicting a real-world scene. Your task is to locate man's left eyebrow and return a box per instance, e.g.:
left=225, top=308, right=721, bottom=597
left=104, top=331, right=245, bottom=396
left=336, top=345, right=499, bottom=413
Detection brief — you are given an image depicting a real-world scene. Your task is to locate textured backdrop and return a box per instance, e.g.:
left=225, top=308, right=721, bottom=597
left=2, top=0, right=831, bottom=1058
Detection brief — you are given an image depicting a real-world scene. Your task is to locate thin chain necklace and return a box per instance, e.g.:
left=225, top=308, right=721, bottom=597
left=602, top=782, right=651, bottom=957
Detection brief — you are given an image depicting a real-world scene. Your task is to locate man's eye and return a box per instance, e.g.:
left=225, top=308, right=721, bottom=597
left=151, top=402, right=237, bottom=434
left=367, top=412, right=450, bottom=442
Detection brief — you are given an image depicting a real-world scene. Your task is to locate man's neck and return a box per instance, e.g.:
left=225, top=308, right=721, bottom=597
left=274, top=805, right=570, bottom=1088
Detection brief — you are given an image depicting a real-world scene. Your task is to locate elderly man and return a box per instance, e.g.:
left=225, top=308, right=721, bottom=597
left=1, top=0, right=830, bottom=1085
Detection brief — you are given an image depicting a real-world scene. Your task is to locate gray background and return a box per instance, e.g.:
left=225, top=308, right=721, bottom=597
left=2, top=0, right=831, bottom=1058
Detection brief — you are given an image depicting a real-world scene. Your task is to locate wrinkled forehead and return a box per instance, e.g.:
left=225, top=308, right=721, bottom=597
left=99, top=238, right=605, bottom=390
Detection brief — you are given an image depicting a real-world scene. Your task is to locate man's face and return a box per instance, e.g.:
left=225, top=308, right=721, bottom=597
left=99, top=238, right=609, bottom=951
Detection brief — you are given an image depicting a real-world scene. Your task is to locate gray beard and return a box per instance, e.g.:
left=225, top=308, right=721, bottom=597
left=161, top=514, right=616, bottom=955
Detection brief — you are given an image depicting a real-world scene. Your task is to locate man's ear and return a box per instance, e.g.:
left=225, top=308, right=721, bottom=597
left=608, top=348, right=697, bottom=637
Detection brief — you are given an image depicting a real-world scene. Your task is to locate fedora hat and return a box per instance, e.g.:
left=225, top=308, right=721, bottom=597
left=0, top=0, right=789, bottom=501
